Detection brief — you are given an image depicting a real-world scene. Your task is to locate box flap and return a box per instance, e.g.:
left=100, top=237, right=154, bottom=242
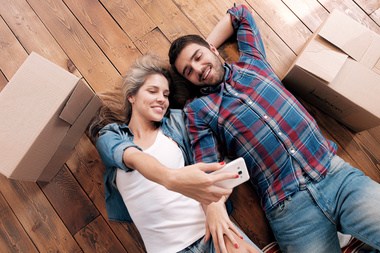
left=38, top=94, right=102, bottom=182
left=318, top=10, right=374, bottom=62
left=296, top=36, right=348, bottom=83
left=59, top=80, right=94, bottom=125
left=374, top=58, right=380, bottom=75
left=331, top=59, right=380, bottom=119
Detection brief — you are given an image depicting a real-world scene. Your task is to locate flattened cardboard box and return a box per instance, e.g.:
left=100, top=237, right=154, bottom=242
left=283, top=10, right=380, bottom=132
left=0, top=52, right=102, bottom=182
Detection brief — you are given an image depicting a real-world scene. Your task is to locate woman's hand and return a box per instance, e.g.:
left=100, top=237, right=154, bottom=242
left=203, top=198, right=242, bottom=253
left=166, top=162, right=237, bottom=205
left=225, top=233, right=261, bottom=253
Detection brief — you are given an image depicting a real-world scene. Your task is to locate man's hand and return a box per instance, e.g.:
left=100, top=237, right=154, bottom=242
left=164, top=162, right=236, bottom=205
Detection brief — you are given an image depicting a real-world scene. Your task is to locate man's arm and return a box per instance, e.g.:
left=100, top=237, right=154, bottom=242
left=208, top=5, right=266, bottom=60
left=206, top=13, right=234, bottom=48
left=123, top=147, right=236, bottom=205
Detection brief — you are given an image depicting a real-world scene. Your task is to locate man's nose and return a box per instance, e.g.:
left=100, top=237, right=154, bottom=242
left=192, top=61, right=202, bottom=74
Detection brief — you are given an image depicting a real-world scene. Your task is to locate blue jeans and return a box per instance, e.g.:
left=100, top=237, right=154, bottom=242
left=266, top=155, right=380, bottom=253
left=178, top=225, right=263, bottom=253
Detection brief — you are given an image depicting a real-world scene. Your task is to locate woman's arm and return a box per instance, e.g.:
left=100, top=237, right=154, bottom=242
left=123, top=147, right=236, bottom=205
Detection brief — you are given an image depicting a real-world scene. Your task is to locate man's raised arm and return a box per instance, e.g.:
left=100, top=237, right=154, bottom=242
left=206, top=12, right=234, bottom=48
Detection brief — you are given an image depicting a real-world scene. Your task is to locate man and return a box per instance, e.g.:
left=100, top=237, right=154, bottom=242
left=169, top=4, right=380, bottom=253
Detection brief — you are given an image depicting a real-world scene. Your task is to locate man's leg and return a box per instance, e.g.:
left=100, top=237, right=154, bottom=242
left=324, top=156, right=380, bottom=250
left=265, top=188, right=341, bottom=253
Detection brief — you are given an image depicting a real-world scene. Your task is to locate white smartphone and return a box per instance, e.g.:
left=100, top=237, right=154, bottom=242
left=211, top=157, right=250, bottom=189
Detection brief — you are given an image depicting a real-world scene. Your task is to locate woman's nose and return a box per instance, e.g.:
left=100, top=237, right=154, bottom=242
left=156, top=93, right=166, bottom=102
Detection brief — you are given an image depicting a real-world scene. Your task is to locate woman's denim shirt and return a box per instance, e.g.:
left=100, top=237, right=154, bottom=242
left=95, top=109, right=193, bottom=222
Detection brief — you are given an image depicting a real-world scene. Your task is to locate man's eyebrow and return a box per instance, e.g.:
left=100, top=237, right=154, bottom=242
left=182, top=48, right=200, bottom=76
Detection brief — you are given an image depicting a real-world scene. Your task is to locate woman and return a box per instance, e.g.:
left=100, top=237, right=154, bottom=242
left=89, top=54, right=261, bottom=253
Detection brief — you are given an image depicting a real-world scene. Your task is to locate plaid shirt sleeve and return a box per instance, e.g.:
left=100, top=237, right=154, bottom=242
left=228, top=4, right=266, bottom=60
left=185, top=100, right=221, bottom=163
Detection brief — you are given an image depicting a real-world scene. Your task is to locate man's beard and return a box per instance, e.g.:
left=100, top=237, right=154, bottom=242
left=205, top=55, right=225, bottom=86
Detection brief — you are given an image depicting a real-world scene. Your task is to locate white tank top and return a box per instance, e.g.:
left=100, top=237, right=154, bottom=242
left=116, top=129, right=206, bottom=253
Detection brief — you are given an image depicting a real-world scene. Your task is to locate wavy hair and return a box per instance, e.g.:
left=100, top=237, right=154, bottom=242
left=88, top=54, right=172, bottom=143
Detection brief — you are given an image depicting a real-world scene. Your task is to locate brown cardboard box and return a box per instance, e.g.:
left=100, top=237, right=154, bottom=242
left=0, top=52, right=102, bottom=182
left=283, top=10, right=380, bottom=132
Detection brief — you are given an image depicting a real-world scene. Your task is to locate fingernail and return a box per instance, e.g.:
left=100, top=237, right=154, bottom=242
left=235, top=174, right=239, bottom=178
left=219, top=161, right=225, bottom=165
left=240, top=236, right=244, bottom=239
left=234, top=243, right=239, bottom=249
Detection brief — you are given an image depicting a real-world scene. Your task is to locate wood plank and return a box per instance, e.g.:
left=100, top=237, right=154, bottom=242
left=136, top=0, right=200, bottom=42
left=172, top=0, right=226, bottom=37
left=134, top=28, right=171, bottom=61
left=230, top=183, right=275, bottom=249
left=0, top=16, right=28, bottom=79
left=0, top=70, right=7, bottom=92
left=38, top=165, right=100, bottom=235
left=26, top=0, right=121, bottom=92
left=369, top=126, right=380, bottom=145
left=353, top=131, right=380, bottom=182
left=244, top=0, right=313, bottom=54
left=319, top=0, right=380, bottom=34
left=0, top=176, right=81, bottom=252
left=309, top=107, right=380, bottom=182
left=75, top=215, right=128, bottom=253
left=66, top=135, right=146, bottom=252
left=0, top=0, right=72, bottom=72
left=282, top=0, right=329, bottom=32
left=100, top=0, right=155, bottom=42
left=63, top=0, right=141, bottom=75
left=0, top=192, right=38, bottom=253
left=354, top=0, right=380, bottom=15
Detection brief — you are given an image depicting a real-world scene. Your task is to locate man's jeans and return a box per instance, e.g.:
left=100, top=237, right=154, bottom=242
left=266, top=155, right=380, bottom=253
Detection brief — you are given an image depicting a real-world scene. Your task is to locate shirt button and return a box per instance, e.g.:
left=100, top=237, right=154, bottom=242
left=263, top=115, right=268, bottom=119
left=290, top=148, right=296, bottom=154
left=248, top=100, right=253, bottom=105
left=234, top=92, right=239, bottom=96
left=278, top=132, right=282, bottom=136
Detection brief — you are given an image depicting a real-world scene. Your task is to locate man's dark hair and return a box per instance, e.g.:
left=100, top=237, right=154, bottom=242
left=168, top=34, right=210, bottom=68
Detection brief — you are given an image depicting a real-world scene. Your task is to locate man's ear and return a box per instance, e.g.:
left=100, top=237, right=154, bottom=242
left=209, top=44, right=220, bottom=56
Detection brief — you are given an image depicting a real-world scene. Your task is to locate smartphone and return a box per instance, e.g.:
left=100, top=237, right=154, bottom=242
left=211, top=157, right=250, bottom=189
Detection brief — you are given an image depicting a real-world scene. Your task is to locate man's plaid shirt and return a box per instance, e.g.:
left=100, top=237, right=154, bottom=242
left=184, top=4, right=337, bottom=211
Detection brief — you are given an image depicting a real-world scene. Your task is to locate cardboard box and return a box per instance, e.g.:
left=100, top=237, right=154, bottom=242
left=0, top=52, right=102, bottom=181
left=283, top=10, right=380, bottom=132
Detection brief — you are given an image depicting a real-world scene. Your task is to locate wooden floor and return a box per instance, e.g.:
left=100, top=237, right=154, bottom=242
left=1, top=0, right=380, bottom=252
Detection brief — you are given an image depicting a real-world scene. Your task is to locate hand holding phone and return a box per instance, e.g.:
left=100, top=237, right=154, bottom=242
left=211, top=157, right=250, bottom=189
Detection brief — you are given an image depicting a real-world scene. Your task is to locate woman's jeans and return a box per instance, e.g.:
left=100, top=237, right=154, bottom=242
left=178, top=224, right=263, bottom=253
left=266, top=155, right=380, bottom=253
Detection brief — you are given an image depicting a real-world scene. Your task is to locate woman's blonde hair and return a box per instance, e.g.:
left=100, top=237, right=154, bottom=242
left=88, top=54, right=172, bottom=143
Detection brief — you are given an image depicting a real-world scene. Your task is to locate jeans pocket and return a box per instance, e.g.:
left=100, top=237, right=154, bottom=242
left=266, top=197, right=290, bottom=222
left=327, top=155, right=345, bottom=176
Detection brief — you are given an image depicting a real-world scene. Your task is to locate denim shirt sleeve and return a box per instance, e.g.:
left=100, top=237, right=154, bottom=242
left=96, top=123, right=141, bottom=222
left=164, top=109, right=194, bottom=165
